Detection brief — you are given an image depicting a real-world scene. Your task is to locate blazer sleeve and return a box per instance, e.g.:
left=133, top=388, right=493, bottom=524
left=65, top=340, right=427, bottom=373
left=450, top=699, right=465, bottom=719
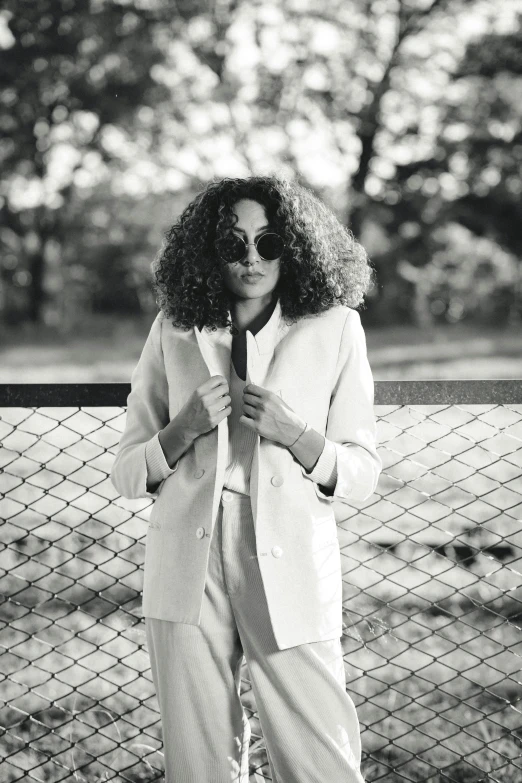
left=110, top=312, right=179, bottom=500
left=304, top=437, right=338, bottom=489
left=301, top=309, right=382, bottom=504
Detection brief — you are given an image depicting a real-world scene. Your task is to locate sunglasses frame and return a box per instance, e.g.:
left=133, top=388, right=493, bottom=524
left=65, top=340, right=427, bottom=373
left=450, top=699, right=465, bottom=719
left=218, top=232, right=285, bottom=264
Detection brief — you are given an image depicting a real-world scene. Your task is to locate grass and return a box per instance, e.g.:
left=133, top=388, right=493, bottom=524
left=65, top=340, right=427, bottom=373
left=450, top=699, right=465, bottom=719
left=2, top=501, right=521, bottom=783
left=0, top=315, right=521, bottom=382
left=1, top=598, right=520, bottom=782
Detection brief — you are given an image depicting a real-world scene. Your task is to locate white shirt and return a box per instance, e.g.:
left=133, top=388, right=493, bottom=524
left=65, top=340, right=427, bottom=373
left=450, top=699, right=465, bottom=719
left=145, top=299, right=337, bottom=493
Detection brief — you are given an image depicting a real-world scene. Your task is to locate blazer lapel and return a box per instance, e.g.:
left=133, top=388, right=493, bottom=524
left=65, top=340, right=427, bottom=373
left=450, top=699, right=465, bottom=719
left=193, top=324, right=233, bottom=385
left=193, top=324, right=233, bottom=529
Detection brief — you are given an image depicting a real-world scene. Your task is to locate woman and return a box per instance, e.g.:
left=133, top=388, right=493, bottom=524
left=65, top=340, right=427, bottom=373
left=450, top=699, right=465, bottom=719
left=110, top=175, right=382, bottom=783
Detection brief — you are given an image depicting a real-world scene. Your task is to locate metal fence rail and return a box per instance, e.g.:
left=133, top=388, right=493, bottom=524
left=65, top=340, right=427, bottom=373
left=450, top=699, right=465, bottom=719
left=1, top=380, right=521, bottom=783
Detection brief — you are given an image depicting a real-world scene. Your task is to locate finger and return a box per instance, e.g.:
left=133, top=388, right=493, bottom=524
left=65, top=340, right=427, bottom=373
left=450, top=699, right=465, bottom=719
left=207, top=375, right=228, bottom=390
left=205, top=381, right=229, bottom=402
left=242, top=402, right=257, bottom=416
left=244, top=383, right=262, bottom=396
left=210, top=387, right=230, bottom=403
left=239, top=415, right=256, bottom=429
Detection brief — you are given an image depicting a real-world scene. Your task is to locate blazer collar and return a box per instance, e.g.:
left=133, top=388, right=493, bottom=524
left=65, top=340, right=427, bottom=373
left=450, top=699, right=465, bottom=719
left=195, top=297, right=289, bottom=356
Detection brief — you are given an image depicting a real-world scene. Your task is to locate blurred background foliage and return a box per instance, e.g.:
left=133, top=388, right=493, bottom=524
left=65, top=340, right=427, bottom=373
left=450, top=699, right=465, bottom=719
left=1, top=0, right=522, bottom=343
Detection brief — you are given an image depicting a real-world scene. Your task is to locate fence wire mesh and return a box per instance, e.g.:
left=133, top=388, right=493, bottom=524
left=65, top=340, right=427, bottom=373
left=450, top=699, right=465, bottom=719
left=0, top=381, right=521, bottom=783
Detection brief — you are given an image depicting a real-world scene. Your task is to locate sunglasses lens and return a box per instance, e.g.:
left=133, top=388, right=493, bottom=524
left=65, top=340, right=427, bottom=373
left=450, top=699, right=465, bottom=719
left=219, top=234, right=246, bottom=263
left=257, top=233, right=284, bottom=260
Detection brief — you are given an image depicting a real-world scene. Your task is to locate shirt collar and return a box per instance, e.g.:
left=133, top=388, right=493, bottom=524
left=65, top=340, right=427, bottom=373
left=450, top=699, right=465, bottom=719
left=240, top=297, right=281, bottom=356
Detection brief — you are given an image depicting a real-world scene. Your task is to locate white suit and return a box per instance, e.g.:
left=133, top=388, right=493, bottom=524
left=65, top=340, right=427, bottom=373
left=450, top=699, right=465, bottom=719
left=110, top=301, right=381, bottom=782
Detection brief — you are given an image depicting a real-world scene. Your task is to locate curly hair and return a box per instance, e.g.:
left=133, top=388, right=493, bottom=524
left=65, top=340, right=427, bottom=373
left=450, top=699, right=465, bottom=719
left=151, top=175, right=375, bottom=333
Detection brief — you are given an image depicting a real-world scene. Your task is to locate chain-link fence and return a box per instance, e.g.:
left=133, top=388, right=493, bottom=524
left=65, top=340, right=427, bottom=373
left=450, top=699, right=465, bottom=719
left=1, top=380, right=521, bottom=783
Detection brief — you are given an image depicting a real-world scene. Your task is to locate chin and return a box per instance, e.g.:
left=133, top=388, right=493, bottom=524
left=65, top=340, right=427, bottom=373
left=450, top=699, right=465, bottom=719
left=237, top=281, right=275, bottom=295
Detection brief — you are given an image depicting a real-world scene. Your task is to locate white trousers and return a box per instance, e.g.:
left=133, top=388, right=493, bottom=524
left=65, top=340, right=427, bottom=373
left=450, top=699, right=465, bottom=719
left=145, top=487, right=365, bottom=783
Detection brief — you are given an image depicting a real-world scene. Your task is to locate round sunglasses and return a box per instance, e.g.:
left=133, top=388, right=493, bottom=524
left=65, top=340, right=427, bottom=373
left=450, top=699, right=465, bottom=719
left=218, top=232, right=285, bottom=264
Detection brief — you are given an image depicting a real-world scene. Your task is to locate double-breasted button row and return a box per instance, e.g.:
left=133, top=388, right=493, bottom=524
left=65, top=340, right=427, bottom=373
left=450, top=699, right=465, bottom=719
left=196, top=527, right=205, bottom=539
left=194, top=469, right=205, bottom=479
left=271, top=475, right=284, bottom=487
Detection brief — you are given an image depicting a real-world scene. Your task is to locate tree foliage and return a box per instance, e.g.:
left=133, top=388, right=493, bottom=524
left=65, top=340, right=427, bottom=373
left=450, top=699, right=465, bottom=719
left=1, top=0, right=521, bottom=329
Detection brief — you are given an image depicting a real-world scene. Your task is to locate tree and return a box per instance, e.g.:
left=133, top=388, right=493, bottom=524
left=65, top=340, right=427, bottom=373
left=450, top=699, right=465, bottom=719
left=0, top=0, right=174, bottom=322
left=3, top=0, right=520, bottom=328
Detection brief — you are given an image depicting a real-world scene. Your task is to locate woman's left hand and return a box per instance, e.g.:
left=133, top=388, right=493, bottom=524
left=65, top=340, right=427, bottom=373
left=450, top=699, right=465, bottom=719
left=240, top=384, right=307, bottom=447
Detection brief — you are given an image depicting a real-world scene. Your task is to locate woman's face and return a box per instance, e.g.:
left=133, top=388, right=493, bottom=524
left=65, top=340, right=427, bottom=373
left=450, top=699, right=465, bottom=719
left=220, top=199, right=281, bottom=301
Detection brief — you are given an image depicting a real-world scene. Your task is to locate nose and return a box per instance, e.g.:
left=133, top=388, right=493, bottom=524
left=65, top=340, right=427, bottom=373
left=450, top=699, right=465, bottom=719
left=242, top=242, right=261, bottom=266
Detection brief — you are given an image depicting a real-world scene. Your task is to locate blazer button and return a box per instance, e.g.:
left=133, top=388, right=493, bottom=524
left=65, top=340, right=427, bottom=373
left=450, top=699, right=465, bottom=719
left=196, top=527, right=205, bottom=539
left=271, top=546, right=283, bottom=558
left=271, top=475, right=284, bottom=487
left=194, top=469, right=205, bottom=479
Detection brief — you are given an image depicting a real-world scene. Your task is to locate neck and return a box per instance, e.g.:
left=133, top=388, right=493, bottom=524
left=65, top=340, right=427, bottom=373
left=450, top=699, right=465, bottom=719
left=231, top=292, right=278, bottom=336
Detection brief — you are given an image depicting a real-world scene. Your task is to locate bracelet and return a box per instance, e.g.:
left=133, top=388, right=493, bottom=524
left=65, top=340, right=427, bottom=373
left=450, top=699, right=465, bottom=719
left=287, top=421, right=309, bottom=448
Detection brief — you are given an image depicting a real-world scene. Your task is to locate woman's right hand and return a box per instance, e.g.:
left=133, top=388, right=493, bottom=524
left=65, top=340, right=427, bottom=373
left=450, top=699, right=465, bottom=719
left=178, top=375, right=232, bottom=440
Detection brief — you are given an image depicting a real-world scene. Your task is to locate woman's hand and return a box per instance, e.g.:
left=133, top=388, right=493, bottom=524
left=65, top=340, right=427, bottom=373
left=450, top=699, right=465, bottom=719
left=240, top=384, right=306, bottom=447
left=177, top=375, right=232, bottom=440
left=158, top=376, right=231, bottom=468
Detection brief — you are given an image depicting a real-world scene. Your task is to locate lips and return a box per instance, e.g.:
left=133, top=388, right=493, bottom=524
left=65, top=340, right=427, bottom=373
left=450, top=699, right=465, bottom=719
left=243, top=273, right=263, bottom=279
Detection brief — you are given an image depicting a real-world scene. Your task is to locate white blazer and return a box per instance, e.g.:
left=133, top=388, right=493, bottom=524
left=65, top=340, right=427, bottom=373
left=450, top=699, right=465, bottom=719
left=110, top=303, right=382, bottom=650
